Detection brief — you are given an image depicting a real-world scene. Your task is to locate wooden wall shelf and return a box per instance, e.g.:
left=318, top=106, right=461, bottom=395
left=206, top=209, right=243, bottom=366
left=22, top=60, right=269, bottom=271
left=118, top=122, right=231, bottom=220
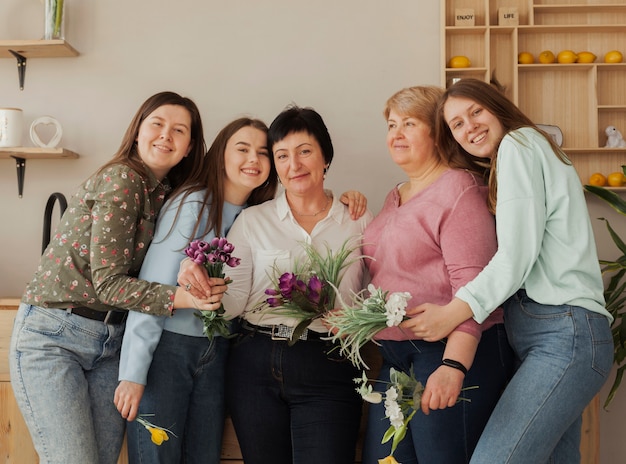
left=441, top=0, right=626, bottom=186
left=0, top=40, right=78, bottom=58
left=0, top=148, right=79, bottom=197
left=0, top=39, right=78, bottom=89
left=0, top=147, right=79, bottom=159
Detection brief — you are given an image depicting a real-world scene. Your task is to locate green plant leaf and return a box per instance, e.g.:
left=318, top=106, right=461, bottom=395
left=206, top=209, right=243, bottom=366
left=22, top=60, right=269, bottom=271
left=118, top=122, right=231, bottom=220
left=601, top=219, right=626, bottom=256
left=584, top=185, right=626, bottom=215
left=604, top=364, right=626, bottom=410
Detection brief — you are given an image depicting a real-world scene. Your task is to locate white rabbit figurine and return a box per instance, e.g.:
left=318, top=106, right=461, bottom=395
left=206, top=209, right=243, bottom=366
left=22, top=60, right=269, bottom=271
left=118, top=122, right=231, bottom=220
left=605, top=125, right=626, bottom=148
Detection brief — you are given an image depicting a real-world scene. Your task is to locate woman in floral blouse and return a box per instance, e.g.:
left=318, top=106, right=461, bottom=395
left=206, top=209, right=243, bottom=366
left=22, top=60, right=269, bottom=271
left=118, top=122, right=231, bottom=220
left=9, top=91, right=227, bottom=464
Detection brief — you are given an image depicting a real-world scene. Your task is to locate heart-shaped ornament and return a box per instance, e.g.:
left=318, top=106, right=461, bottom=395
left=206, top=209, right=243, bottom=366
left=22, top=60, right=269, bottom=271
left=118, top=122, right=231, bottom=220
left=30, top=116, right=63, bottom=148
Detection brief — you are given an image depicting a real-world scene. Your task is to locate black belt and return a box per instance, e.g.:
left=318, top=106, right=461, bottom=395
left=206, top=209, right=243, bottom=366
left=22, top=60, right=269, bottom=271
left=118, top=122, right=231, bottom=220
left=68, top=306, right=127, bottom=325
left=240, top=320, right=326, bottom=341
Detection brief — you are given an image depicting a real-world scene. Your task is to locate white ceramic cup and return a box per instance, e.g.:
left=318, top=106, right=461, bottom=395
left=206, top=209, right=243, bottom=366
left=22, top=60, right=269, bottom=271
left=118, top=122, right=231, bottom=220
left=0, top=108, right=23, bottom=148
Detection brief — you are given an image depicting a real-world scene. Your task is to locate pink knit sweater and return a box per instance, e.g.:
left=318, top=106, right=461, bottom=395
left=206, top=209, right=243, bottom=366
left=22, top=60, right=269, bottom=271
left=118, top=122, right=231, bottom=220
left=363, top=169, right=504, bottom=341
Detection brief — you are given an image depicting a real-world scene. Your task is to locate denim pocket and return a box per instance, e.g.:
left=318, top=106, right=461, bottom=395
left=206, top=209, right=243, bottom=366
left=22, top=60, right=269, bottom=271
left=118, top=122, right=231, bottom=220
left=587, top=313, right=613, bottom=376
left=21, top=305, right=66, bottom=337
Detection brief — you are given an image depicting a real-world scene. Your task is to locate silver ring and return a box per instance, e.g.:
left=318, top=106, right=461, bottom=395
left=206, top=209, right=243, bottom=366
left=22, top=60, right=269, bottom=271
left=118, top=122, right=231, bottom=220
left=185, top=283, right=192, bottom=291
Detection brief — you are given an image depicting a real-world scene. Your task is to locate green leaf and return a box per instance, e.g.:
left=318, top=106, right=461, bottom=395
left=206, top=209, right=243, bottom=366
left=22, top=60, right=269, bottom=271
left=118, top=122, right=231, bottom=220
left=604, top=365, right=626, bottom=410
left=390, top=426, right=407, bottom=455
left=584, top=185, right=626, bottom=215
left=288, top=318, right=313, bottom=346
left=381, top=425, right=396, bottom=444
left=602, top=219, right=626, bottom=256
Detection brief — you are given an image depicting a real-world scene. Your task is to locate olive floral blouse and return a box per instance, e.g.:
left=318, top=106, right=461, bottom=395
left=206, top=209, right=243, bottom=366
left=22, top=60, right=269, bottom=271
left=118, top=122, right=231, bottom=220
left=23, top=164, right=177, bottom=316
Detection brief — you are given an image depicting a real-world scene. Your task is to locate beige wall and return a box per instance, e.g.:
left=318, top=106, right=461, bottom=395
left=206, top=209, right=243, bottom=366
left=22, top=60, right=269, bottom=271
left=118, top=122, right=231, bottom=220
left=1, top=0, right=624, bottom=462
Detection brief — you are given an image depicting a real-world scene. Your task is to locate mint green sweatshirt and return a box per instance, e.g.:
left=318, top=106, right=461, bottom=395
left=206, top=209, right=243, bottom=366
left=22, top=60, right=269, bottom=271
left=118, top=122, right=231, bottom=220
left=456, top=127, right=611, bottom=323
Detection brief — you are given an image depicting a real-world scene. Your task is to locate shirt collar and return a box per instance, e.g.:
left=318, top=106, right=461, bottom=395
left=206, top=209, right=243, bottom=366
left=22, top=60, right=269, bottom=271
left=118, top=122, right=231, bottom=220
left=275, top=189, right=345, bottom=224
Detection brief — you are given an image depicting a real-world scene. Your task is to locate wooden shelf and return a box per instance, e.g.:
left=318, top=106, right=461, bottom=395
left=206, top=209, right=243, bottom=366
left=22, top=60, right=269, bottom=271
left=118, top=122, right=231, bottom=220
left=0, top=39, right=78, bottom=58
left=0, top=148, right=79, bottom=197
left=0, top=147, right=79, bottom=159
left=443, top=0, right=626, bottom=186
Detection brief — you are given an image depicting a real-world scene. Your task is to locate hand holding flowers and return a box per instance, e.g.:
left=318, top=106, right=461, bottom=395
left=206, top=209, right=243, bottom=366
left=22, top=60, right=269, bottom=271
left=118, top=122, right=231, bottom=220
left=184, top=237, right=240, bottom=341
left=355, top=369, right=477, bottom=462
left=324, top=284, right=412, bottom=369
left=256, top=238, right=364, bottom=344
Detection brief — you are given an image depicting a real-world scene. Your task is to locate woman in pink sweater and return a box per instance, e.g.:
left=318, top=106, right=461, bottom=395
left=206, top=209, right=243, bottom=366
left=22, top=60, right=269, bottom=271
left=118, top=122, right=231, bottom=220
left=361, top=86, right=514, bottom=464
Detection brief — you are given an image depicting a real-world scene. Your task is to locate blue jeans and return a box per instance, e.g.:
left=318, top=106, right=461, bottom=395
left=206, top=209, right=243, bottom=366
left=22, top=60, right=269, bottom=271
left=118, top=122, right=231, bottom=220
left=470, top=291, right=613, bottom=464
left=362, top=324, right=514, bottom=464
left=126, top=330, right=229, bottom=464
left=226, top=329, right=362, bottom=464
left=9, top=304, right=126, bottom=464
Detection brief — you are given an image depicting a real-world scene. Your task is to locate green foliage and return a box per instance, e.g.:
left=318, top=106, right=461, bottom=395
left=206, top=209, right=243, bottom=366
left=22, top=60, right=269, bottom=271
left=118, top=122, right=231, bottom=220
left=584, top=165, right=626, bottom=409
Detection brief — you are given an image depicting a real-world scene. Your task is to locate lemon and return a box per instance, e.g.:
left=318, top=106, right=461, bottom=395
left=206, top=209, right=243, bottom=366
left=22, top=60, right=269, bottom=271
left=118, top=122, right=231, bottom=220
left=449, top=56, right=471, bottom=68
left=607, top=171, right=626, bottom=187
left=538, top=50, right=555, bottom=64
left=588, top=172, right=607, bottom=186
left=604, top=50, right=623, bottom=63
left=518, top=52, right=534, bottom=64
left=557, top=50, right=578, bottom=64
left=576, top=51, right=597, bottom=63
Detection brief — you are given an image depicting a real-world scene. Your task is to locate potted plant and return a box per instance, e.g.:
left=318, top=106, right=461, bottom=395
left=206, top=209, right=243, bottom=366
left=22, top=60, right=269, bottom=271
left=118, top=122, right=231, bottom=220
left=584, top=165, right=626, bottom=408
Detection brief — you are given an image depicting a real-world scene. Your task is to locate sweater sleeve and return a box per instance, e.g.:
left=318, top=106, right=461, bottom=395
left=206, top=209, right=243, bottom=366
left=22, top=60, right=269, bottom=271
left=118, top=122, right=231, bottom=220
left=457, top=132, right=545, bottom=322
left=118, top=193, right=203, bottom=383
left=440, top=182, right=499, bottom=337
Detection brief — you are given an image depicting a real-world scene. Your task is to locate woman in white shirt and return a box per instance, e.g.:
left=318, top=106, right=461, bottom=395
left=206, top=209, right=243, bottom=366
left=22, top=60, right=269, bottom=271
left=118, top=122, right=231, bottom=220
left=221, top=105, right=373, bottom=464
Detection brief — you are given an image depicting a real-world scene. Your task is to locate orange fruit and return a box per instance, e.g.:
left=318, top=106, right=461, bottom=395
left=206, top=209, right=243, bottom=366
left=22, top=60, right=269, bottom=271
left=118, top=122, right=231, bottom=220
left=604, top=50, right=624, bottom=63
left=607, top=171, right=626, bottom=187
left=588, top=172, right=607, bottom=186
left=577, top=51, right=597, bottom=63
left=538, top=50, right=555, bottom=64
left=449, top=56, right=471, bottom=68
left=518, top=52, right=534, bottom=64
left=557, top=50, right=578, bottom=63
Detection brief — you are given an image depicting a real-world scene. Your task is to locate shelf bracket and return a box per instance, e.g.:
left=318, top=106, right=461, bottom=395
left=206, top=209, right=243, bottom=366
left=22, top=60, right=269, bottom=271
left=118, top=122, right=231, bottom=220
left=11, top=156, right=26, bottom=198
left=8, top=50, right=27, bottom=91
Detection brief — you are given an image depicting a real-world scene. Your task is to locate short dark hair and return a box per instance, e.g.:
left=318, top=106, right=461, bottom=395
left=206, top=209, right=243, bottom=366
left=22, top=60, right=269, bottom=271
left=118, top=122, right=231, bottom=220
left=268, top=105, right=334, bottom=167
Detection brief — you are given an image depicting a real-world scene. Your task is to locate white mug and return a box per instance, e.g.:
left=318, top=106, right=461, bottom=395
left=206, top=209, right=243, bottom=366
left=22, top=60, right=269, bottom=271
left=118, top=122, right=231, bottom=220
left=0, top=108, right=23, bottom=148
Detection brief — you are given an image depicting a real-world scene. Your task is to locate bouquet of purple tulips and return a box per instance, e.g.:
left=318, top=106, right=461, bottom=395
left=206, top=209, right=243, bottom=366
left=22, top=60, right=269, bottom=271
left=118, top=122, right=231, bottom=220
left=184, top=237, right=240, bottom=341
left=256, top=238, right=364, bottom=344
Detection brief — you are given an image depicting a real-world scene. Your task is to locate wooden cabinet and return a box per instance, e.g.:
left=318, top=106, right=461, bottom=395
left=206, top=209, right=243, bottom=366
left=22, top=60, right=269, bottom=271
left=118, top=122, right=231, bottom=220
left=441, top=0, right=626, bottom=187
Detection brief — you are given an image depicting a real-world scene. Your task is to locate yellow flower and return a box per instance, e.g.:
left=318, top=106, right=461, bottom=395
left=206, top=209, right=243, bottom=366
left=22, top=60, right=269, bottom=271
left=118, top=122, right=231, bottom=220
left=135, top=415, right=176, bottom=446
left=147, top=426, right=169, bottom=445
left=378, top=456, right=401, bottom=464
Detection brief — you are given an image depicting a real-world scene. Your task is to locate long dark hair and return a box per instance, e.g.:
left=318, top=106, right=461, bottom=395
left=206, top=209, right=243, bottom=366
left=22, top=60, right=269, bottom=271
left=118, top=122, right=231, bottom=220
left=99, top=91, right=206, bottom=192
left=435, top=78, right=569, bottom=213
left=168, top=117, right=278, bottom=241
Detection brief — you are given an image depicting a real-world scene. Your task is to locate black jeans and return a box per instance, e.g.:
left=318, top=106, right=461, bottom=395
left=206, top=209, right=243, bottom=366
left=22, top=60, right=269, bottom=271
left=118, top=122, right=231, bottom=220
left=226, top=329, right=362, bottom=464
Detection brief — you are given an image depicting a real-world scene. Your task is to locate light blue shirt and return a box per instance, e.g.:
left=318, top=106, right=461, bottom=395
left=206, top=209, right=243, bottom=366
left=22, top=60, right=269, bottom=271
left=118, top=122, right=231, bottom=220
left=456, top=127, right=611, bottom=323
left=118, top=190, right=243, bottom=384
